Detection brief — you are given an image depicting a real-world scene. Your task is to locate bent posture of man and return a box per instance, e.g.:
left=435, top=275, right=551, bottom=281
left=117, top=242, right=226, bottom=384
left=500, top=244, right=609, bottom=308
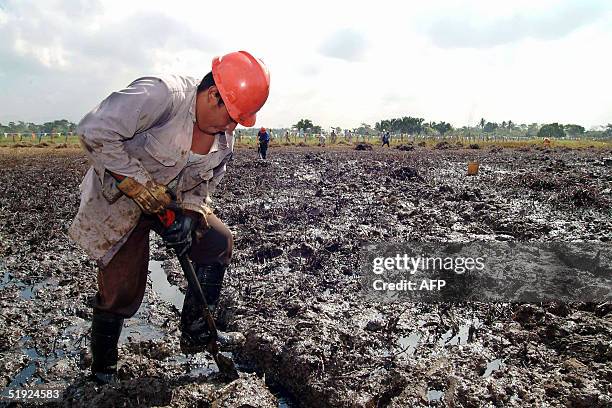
left=69, top=51, right=270, bottom=385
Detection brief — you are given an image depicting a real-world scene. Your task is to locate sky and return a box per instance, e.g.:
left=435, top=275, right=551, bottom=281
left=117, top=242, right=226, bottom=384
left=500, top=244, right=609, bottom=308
left=1, top=0, right=611, bottom=130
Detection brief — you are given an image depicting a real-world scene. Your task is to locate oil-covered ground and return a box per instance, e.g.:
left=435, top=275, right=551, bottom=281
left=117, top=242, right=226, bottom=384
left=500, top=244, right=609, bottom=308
left=0, top=144, right=610, bottom=407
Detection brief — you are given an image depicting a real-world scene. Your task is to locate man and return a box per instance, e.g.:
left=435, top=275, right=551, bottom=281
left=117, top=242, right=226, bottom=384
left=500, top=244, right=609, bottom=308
left=69, top=51, right=270, bottom=384
left=319, top=132, right=326, bottom=147
left=257, top=127, right=270, bottom=159
left=382, top=131, right=390, bottom=147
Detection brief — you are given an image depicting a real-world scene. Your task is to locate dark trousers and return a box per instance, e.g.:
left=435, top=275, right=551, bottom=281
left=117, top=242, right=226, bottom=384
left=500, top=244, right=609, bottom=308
left=259, top=141, right=269, bottom=159
left=94, top=213, right=233, bottom=318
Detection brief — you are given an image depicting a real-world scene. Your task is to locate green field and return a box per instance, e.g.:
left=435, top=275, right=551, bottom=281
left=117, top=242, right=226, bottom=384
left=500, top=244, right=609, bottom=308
left=2, top=135, right=610, bottom=149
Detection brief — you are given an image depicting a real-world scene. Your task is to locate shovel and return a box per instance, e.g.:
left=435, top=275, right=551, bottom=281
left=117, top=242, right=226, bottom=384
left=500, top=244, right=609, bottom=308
left=111, top=172, right=239, bottom=379
left=175, top=250, right=239, bottom=380
left=159, top=208, right=239, bottom=380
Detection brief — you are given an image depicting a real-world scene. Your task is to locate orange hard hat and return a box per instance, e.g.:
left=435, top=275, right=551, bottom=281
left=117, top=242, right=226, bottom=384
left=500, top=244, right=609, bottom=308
left=212, top=51, right=270, bottom=127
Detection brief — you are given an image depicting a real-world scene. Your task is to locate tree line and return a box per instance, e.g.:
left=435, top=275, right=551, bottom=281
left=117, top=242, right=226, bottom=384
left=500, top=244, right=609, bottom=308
left=3, top=118, right=611, bottom=140
left=374, top=117, right=612, bottom=139
left=292, top=116, right=612, bottom=139
left=0, top=120, right=77, bottom=134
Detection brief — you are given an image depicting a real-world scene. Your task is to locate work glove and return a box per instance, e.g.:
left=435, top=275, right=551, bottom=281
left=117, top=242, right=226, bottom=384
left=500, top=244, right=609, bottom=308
left=161, top=211, right=200, bottom=256
left=116, top=177, right=172, bottom=215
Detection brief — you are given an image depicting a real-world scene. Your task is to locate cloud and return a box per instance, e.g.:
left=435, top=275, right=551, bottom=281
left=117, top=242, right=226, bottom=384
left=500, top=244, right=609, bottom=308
left=0, top=0, right=218, bottom=122
left=0, top=0, right=611, bottom=129
left=319, top=28, right=367, bottom=61
left=427, top=1, right=609, bottom=48
left=0, top=1, right=216, bottom=74
left=299, top=64, right=320, bottom=77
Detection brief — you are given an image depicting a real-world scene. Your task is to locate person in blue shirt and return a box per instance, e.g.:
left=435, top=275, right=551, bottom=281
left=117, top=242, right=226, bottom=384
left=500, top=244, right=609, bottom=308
left=382, top=131, right=390, bottom=147
left=258, top=127, right=270, bottom=159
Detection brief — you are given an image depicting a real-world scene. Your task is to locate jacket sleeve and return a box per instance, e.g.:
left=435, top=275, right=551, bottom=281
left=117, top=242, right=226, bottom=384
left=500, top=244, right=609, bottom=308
left=179, top=168, right=224, bottom=216
left=178, top=155, right=233, bottom=216
left=76, top=77, right=172, bottom=186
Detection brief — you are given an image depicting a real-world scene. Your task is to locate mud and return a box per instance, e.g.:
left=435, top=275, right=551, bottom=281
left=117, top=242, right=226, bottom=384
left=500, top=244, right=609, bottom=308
left=0, top=145, right=610, bottom=407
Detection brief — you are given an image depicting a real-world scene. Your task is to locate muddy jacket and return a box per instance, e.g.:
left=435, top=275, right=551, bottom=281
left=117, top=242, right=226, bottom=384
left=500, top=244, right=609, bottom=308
left=68, top=75, right=234, bottom=267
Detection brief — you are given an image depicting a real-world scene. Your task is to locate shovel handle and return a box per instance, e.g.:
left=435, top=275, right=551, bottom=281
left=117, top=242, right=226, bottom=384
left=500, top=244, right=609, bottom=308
left=111, top=172, right=226, bottom=361
left=178, top=252, right=239, bottom=378
left=176, top=252, right=218, bottom=339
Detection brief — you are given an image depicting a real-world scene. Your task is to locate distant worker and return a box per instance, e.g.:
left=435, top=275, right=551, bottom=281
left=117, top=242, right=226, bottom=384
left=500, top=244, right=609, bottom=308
left=382, top=131, right=390, bottom=147
left=331, top=129, right=337, bottom=144
left=285, top=130, right=291, bottom=143
left=258, top=126, right=270, bottom=159
left=319, top=133, right=327, bottom=147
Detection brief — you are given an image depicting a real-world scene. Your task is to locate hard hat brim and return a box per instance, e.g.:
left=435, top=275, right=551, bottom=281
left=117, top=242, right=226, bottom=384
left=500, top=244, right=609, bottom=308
left=236, top=113, right=256, bottom=127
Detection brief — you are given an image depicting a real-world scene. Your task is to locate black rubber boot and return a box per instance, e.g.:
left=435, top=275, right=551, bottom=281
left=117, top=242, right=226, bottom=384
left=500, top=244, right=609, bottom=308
left=180, top=263, right=244, bottom=353
left=90, top=310, right=124, bottom=385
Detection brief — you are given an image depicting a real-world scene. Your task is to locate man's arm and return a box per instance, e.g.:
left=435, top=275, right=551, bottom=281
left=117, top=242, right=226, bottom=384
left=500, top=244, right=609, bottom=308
left=77, top=77, right=173, bottom=186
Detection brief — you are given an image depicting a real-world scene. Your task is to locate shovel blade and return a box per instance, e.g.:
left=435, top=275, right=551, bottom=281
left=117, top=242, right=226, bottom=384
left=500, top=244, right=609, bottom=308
left=215, top=352, right=239, bottom=380
left=207, top=338, right=239, bottom=380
